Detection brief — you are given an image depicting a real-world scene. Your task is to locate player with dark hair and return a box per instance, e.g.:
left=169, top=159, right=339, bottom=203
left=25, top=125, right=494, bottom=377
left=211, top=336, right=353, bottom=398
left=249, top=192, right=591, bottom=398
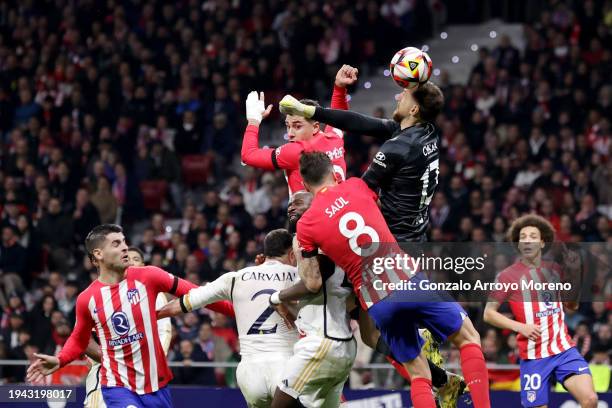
left=158, top=229, right=300, bottom=407
left=293, top=152, right=490, bottom=408
left=281, top=82, right=463, bottom=406
left=241, top=65, right=358, bottom=196
left=280, top=81, right=444, bottom=242
left=82, top=245, right=173, bottom=408
left=27, top=224, right=234, bottom=408
left=484, top=214, right=597, bottom=408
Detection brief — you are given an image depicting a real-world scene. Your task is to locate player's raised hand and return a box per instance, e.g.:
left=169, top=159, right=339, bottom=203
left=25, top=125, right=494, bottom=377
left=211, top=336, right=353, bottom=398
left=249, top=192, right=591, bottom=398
left=245, top=91, right=272, bottom=126
left=335, top=64, right=359, bottom=88
left=26, top=353, right=60, bottom=383
left=279, top=95, right=315, bottom=119
left=518, top=323, right=541, bottom=341
left=157, top=298, right=183, bottom=319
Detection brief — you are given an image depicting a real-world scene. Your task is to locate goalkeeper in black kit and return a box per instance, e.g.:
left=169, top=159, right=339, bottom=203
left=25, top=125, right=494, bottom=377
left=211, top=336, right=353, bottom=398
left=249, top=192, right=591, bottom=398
left=279, top=82, right=468, bottom=407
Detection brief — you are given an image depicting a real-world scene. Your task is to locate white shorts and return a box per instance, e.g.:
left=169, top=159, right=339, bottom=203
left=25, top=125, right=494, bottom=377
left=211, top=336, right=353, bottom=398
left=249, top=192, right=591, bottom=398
left=84, top=362, right=106, bottom=408
left=278, top=336, right=357, bottom=408
left=236, top=354, right=291, bottom=407
left=84, top=389, right=106, bottom=408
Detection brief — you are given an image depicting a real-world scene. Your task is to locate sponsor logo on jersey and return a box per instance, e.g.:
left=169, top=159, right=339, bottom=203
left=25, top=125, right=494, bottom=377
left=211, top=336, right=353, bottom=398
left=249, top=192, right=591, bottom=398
left=422, top=142, right=438, bottom=156
left=275, top=146, right=283, bottom=156
left=535, top=307, right=561, bottom=318
left=373, top=152, right=386, bottom=168
left=127, top=288, right=140, bottom=305
left=111, top=311, right=130, bottom=336
left=527, top=391, right=536, bottom=403
left=108, top=332, right=144, bottom=347
left=325, top=147, right=344, bottom=160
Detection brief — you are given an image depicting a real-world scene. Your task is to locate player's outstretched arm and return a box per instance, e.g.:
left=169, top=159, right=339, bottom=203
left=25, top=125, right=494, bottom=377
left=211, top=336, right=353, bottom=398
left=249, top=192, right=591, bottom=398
left=330, top=64, right=358, bottom=111
left=483, top=301, right=541, bottom=341
left=276, top=280, right=313, bottom=303
left=157, top=298, right=183, bottom=319
left=26, top=353, right=60, bottom=383
left=240, top=91, right=277, bottom=170
left=280, top=95, right=397, bottom=139
left=148, top=266, right=236, bottom=317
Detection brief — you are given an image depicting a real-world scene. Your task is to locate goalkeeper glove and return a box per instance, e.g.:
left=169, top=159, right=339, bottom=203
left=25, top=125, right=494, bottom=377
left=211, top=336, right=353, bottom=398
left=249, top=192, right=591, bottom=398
left=246, top=91, right=266, bottom=124
left=279, top=95, right=316, bottom=119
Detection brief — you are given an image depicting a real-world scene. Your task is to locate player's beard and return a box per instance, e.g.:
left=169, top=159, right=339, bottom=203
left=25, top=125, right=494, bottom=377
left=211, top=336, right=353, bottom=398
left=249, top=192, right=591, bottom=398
left=288, top=217, right=298, bottom=234
left=392, top=108, right=403, bottom=123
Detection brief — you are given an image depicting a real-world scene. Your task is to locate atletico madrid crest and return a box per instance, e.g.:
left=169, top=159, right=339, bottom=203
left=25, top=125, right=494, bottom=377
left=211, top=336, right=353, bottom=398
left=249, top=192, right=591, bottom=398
left=127, top=288, right=141, bottom=305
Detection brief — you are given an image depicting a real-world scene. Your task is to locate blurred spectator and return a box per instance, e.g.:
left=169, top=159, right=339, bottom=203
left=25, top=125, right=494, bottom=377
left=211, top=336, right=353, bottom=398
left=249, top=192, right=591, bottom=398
left=172, top=339, right=216, bottom=386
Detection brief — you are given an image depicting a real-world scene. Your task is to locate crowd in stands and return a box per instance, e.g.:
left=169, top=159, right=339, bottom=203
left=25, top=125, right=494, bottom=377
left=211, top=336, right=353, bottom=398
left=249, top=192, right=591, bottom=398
left=0, top=0, right=609, bottom=390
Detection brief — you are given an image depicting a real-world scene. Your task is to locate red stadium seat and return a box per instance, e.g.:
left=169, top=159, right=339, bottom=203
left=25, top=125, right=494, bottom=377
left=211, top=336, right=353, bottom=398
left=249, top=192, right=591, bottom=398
left=182, top=154, right=213, bottom=186
left=139, top=180, right=168, bottom=211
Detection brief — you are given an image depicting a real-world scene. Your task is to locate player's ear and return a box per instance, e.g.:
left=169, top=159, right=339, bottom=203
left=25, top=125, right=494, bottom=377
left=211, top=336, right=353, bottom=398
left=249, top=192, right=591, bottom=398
left=410, top=103, right=420, bottom=118
left=287, top=248, right=297, bottom=266
left=312, top=121, right=320, bottom=134
left=92, top=248, right=103, bottom=264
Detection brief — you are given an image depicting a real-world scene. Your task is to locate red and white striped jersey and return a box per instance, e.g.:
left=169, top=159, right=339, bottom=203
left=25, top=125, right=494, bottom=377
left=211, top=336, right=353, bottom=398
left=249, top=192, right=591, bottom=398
left=240, top=85, right=349, bottom=197
left=296, top=177, right=414, bottom=310
left=57, top=266, right=234, bottom=394
left=491, top=261, right=574, bottom=360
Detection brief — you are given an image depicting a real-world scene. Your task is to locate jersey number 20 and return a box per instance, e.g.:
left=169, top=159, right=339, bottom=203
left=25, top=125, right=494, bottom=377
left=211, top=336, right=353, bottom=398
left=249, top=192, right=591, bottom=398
left=247, top=289, right=278, bottom=335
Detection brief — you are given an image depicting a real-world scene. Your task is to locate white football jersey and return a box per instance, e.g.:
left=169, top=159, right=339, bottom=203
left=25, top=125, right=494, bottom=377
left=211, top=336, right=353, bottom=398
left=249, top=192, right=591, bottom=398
left=186, top=260, right=299, bottom=356
left=295, top=265, right=353, bottom=341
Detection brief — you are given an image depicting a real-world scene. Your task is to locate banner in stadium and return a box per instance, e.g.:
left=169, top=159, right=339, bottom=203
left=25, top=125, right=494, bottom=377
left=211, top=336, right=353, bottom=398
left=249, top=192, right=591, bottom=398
left=6, top=387, right=612, bottom=407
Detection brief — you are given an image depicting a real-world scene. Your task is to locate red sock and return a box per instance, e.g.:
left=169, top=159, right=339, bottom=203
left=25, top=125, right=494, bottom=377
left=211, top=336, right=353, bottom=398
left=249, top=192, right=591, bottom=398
left=386, top=355, right=412, bottom=382
left=460, top=343, right=491, bottom=408
left=410, top=377, right=436, bottom=408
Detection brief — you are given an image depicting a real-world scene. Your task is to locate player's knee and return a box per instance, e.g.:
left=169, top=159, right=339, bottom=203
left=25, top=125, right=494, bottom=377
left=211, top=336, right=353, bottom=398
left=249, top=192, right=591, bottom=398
left=404, top=354, right=431, bottom=380
left=451, top=318, right=480, bottom=348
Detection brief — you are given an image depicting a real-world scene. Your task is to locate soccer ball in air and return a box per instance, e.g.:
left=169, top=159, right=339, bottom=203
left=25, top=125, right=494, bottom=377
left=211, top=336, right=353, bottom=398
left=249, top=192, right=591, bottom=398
left=389, top=47, right=433, bottom=89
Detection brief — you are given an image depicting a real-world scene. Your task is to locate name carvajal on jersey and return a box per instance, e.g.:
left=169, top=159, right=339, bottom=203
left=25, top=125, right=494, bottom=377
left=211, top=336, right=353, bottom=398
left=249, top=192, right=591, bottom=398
left=422, top=141, right=438, bottom=156
left=242, top=271, right=296, bottom=282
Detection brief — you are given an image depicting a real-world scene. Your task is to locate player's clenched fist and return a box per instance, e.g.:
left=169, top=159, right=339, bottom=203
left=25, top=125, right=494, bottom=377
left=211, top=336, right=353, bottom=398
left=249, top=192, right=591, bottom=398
left=335, top=64, right=359, bottom=88
left=246, top=91, right=272, bottom=126
left=279, top=95, right=316, bottom=118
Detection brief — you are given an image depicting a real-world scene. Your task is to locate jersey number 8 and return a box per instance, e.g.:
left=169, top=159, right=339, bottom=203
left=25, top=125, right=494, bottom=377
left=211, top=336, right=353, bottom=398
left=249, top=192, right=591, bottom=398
left=339, top=212, right=380, bottom=257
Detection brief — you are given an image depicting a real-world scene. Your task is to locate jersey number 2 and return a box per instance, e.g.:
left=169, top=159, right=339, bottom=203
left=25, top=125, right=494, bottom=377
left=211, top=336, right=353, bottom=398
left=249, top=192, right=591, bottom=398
left=247, top=289, right=278, bottom=335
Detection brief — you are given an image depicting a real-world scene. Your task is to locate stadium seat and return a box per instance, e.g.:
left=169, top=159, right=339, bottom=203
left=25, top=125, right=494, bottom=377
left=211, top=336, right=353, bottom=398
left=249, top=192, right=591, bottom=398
left=139, top=180, right=168, bottom=211
left=182, top=154, right=214, bottom=186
